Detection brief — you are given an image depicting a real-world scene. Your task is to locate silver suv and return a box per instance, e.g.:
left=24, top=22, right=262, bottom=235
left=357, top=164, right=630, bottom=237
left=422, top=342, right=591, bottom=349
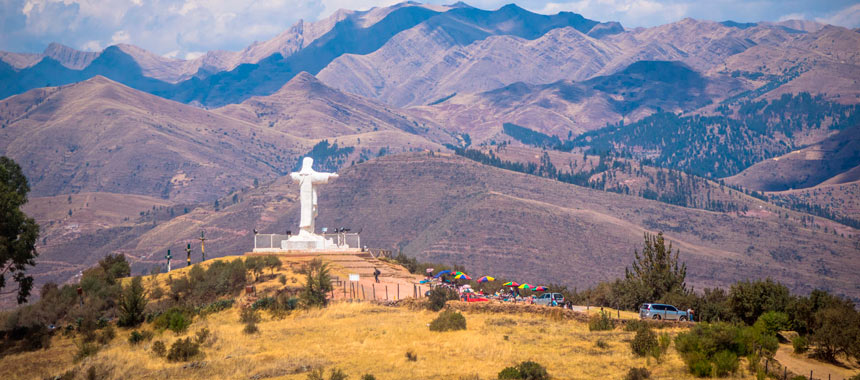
left=534, top=293, right=565, bottom=306
left=639, top=303, right=689, bottom=321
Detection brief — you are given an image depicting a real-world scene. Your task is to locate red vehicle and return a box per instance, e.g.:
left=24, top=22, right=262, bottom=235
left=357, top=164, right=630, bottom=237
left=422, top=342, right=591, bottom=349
left=462, top=293, right=489, bottom=302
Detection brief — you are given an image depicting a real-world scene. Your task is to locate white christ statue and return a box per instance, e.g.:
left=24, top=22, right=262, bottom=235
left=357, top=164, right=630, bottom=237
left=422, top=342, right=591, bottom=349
left=290, top=157, right=338, bottom=236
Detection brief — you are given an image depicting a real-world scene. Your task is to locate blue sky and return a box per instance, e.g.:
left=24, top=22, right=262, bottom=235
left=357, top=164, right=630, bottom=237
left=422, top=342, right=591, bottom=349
left=1, top=0, right=858, bottom=58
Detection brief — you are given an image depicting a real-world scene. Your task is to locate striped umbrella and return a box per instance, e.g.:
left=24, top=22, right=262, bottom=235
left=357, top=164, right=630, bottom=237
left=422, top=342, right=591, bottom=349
left=454, top=272, right=472, bottom=280
left=503, top=281, right=520, bottom=287
left=518, top=283, right=533, bottom=290
left=534, top=286, right=548, bottom=291
left=477, top=276, right=495, bottom=283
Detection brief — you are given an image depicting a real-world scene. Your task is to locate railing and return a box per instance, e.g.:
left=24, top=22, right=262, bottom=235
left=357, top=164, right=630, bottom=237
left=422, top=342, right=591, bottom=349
left=253, top=232, right=361, bottom=252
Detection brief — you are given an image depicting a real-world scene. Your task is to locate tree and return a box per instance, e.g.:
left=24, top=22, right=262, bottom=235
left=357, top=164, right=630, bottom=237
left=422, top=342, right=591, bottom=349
left=245, top=256, right=265, bottom=282
left=728, top=279, right=790, bottom=325
left=811, top=303, right=860, bottom=362
left=264, top=255, right=282, bottom=276
left=624, top=232, right=687, bottom=308
left=0, top=156, right=39, bottom=304
left=301, top=258, right=332, bottom=307
left=118, top=276, right=148, bottom=327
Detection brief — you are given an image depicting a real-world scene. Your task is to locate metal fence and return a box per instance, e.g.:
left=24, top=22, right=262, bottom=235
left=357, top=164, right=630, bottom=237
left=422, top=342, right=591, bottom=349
left=253, top=233, right=361, bottom=252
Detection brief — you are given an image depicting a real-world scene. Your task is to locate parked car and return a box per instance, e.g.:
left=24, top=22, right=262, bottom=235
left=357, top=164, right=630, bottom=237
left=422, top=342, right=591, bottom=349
left=534, top=293, right=565, bottom=306
left=639, top=303, right=689, bottom=321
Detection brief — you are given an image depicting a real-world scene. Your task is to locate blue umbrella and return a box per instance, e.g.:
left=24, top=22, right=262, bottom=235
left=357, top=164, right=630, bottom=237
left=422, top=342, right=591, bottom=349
left=433, top=270, right=452, bottom=278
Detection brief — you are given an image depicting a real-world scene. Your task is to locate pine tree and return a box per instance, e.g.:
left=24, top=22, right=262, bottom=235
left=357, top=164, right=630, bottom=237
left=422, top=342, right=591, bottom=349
left=625, top=232, right=687, bottom=304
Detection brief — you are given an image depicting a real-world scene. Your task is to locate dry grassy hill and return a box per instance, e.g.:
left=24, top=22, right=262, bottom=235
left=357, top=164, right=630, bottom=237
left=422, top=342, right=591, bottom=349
left=0, top=255, right=707, bottom=380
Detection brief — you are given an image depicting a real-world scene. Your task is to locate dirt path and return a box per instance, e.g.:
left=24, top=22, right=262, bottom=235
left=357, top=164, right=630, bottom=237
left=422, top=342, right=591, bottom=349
left=774, top=344, right=860, bottom=380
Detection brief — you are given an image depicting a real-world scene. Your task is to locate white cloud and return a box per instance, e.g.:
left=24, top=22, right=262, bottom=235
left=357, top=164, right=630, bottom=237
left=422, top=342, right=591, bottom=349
left=110, top=30, right=131, bottom=45
left=816, top=3, right=860, bottom=28
left=184, top=51, right=204, bottom=59
left=533, top=0, right=688, bottom=27
left=81, top=39, right=101, bottom=51
left=778, top=13, right=807, bottom=22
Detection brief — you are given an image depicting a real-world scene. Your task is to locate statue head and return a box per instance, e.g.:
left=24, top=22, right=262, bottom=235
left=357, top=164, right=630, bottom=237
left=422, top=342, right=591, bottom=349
left=301, top=157, right=314, bottom=172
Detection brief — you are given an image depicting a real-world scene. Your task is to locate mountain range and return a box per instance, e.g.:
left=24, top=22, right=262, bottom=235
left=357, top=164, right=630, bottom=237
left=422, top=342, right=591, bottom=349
left=0, top=1, right=858, bottom=306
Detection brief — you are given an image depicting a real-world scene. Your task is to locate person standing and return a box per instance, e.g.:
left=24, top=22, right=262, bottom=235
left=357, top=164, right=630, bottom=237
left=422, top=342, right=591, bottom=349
left=373, top=267, right=381, bottom=283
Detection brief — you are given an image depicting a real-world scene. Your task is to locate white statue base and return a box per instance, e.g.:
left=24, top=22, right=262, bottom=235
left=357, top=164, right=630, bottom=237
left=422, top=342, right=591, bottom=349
left=282, top=231, right=337, bottom=250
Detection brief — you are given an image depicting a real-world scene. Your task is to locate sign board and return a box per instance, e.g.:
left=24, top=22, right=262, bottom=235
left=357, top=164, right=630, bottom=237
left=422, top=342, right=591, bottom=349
left=349, top=274, right=360, bottom=282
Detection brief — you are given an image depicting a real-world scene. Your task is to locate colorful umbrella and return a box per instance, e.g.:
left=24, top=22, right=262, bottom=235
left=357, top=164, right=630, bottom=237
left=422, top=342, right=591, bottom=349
left=477, top=276, right=495, bottom=283
left=503, top=281, right=520, bottom=287
left=454, top=272, right=471, bottom=280
left=433, top=270, right=452, bottom=278
left=419, top=279, right=430, bottom=284
left=518, top=283, right=532, bottom=290
left=534, top=286, right=548, bottom=291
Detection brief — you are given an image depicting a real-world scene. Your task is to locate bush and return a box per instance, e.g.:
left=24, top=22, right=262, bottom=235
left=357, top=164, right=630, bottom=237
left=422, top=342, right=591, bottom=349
left=624, top=319, right=647, bottom=332
left=153, top=308, right=192, bottom=333
left=429, top=310, right=466, bottom=332
left=195, top=328, right=211, bottom=345
left=199, top=299, right=234, bottom=315
left=243, top=322, right=259, bottom=334
left=361, top=375, right=376, bottom=380
left=631, top=326, right=658, bottom=357
left=427, top=286, right=459, bottom=311
left=278, top=274, right=287, bottom=285
left=74, top=341, right=100, bottom=361
left=307, top=368, right=348, bottom=380
left=118, top=276, right=147, bottom=327
left=151, top=340, right=166, bottom=357
left=96, top=324, right=115, bottom=345
left=498, top=361, right=549, bottom=380
left=712, top=350, right=738, bottom=377
left=588, top=311, right=614, bottom=331
left=240, top=308, right=261, bottom=324
left=624, top=367, right=650, bottom=380
left=406, top=350, right=418, bottom=361
left=167, top=337, right=201, bottom=362
left=792, top=335, right=808, bottom=354
left=595, top=339, right=608, bottom=349
left=300, top=259, right=333, bottom=307
left=128, top=330, right=153, bottom=345
left=689, top=356, right=712, bottom=377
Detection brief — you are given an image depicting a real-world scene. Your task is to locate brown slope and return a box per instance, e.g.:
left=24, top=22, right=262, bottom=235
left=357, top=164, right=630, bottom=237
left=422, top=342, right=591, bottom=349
left=725, top=124, right=860, bottom=191
left=0, top=76, right=308, bottom=203
left=214, top=72, right=454, bottom=145
left=25, top=153, right=858, bottom=306
left=766, top=180, right=860, bottom=221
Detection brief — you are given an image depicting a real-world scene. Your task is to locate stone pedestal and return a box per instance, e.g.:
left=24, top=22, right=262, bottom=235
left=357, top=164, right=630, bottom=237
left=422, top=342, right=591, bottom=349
left=281, top=231, right=337, bottom=250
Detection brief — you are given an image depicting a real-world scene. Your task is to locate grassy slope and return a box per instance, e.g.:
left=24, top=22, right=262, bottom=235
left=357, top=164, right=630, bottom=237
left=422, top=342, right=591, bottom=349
left=1, top=255, right=705, bottom=380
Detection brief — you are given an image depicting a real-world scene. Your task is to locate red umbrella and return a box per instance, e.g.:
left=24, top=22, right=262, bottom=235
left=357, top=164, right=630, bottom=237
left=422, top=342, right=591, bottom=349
left=534, top=286, right=548, bottom=291
left=503, top=281, right=520, bottom=287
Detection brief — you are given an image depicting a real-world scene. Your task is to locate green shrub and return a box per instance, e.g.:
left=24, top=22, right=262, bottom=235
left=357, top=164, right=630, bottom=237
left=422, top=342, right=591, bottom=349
left=128, top=330, right=144, bottom=345
left=278, top=274, right=287, bottom=285
left=498, top=367, right=521, bottom=379
left=712, top=350, right=738, bottom=377
left=195, top=328, right=211, bottom=345
left=595, top=339, right=608, bottom=349
left=427, top=286, right=459, bottom=311
left=588, top=311, right=614, bottom=331
left=74, top=341, right=100, bottom=362
left=240, top=308, right=261, bottom=324
left=243, top=322, right=259, bottom=334
left=406, top=350, right=418, bottom=361
left=631, top=326, right=658, bottom=357
left=792, top=335, right=808, bottom=354
left=429, top=310, right=466, bottom=332
left=624, top=367, right=650, bottom=380
left=300, top=258, right=333, bottom=308
left=498, top=361, right=549, bottom=380
left=199, top=299, right=234, bottom=315
left=360, top=375, right=376, bottom=380
left=153, top=308, right=192, bottom=333
left=625, top=319, right=647, bottom=332
left=151, top=340, right=166, bottom=357
left=167, top=337, right=201, bottom=362
left=118, top=276, right=147, bottom=327
left=252, top=297, right=275, bottom=310
left=689, top=358, right=712, bottom=377
left=96, top=324, right=115, bottom=344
